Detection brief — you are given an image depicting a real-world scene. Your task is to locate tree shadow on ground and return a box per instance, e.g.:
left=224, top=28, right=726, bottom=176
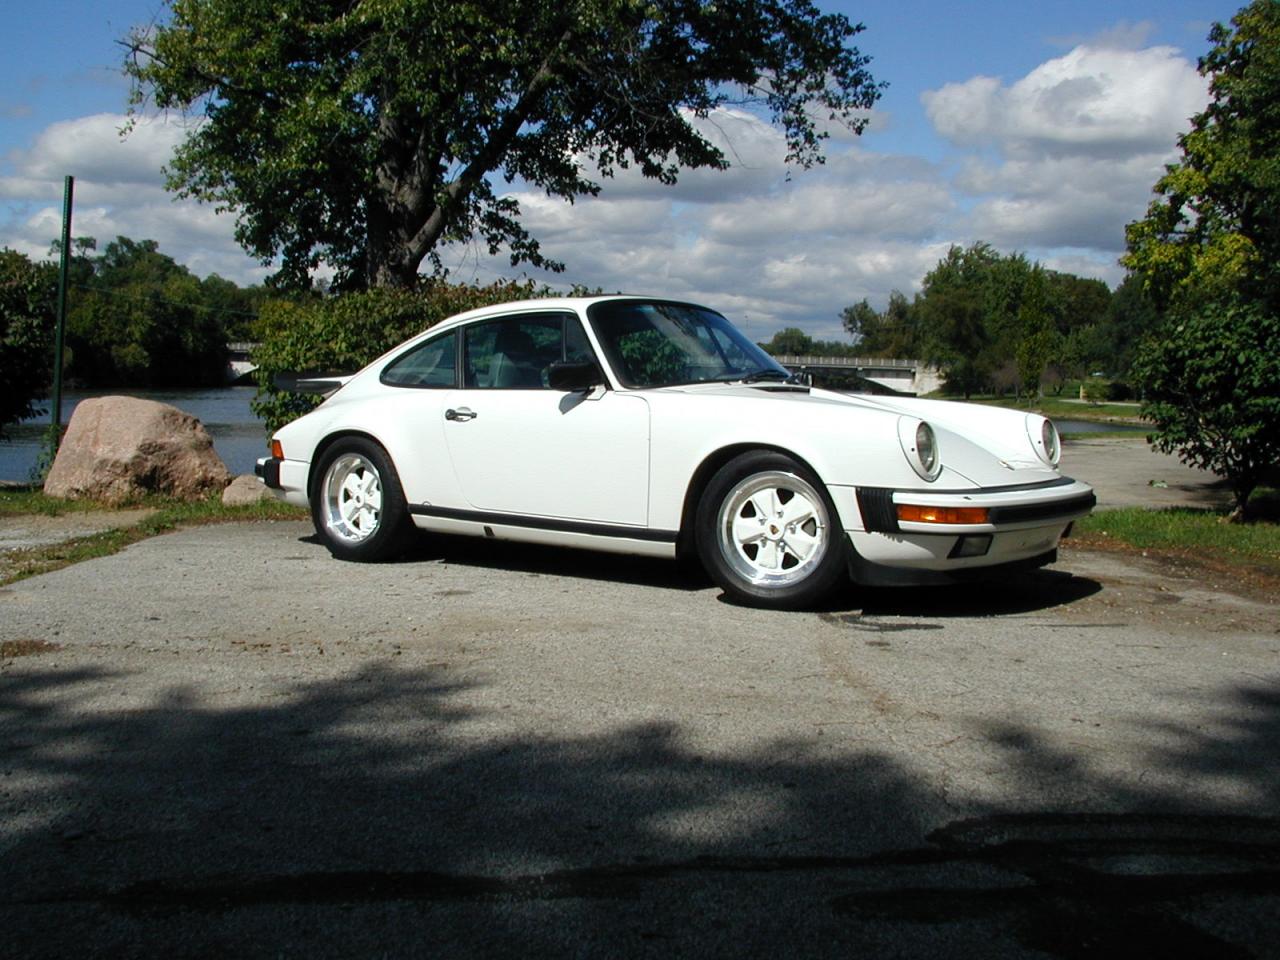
left=2, top=662, right=1277, bottom=957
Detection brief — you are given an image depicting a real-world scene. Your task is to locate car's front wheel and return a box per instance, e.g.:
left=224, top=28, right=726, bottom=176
left=695, top=451, right=847, bottom=609
left=311, top=438, right=413, bottom=561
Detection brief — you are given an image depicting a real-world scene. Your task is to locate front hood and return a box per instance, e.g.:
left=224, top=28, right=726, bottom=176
left=655, top=383, right=1064, bottom=489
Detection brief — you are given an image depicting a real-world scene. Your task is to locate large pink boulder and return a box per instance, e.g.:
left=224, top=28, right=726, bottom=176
left=44, top=396, right=231, bottom=504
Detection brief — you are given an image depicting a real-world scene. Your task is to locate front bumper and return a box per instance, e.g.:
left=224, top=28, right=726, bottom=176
left=838, top=476, right=1095, bottom=585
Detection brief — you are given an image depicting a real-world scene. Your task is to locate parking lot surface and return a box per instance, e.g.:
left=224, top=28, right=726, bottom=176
left=2, top=511, right=1278, bottom=957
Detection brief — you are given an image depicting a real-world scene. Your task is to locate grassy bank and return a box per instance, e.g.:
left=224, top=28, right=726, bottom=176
left=1074, top=495, right=1280, bottom=577
left=0, top=489, right=306, bottom=585
left=975, top=395, right=1145, bottom=424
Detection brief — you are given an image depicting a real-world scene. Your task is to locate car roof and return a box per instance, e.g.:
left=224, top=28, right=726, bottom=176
left=437, top=295, right=713, bottom=329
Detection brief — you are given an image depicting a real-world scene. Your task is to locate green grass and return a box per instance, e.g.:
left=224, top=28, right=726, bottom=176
left=975, top=395, right=1144, bottom=423
left=1076, top=494, right=1280, bottom=575
left=0, top=487, right=113, bottom=516
left=0, top=490, right=306, bottom=586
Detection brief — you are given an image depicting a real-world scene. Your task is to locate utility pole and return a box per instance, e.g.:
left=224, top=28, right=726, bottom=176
left=52, top=175, right=73, bottom=433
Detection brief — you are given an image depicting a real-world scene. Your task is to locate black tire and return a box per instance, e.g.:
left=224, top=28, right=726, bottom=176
left=695, top=451, right=847, bottom=609
left=310, top=438, right=414, bottom=562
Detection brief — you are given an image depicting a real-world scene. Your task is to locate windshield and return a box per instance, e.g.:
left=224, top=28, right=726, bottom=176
left=587, top=300, right=791, bottom=388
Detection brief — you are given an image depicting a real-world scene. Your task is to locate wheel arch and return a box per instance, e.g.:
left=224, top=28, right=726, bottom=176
left=307, top=430, right=393, bottom=501
left=676, top=443, right=828, bottom=560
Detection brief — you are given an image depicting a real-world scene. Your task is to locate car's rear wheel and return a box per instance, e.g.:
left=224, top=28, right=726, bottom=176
left=311, top=438, right=413, bottom=561
left=696, top=451, right=847, bottom=609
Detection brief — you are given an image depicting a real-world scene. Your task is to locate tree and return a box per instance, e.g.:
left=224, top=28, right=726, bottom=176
left=840, top=291, right=921, bottom=357
left=66, top=236, right=234, bottom=387
left=124, top=0, right=882, bottom=291
left=1123, top=1, right=1280, bottom=518
left=0, top=250, right=56, bottom=438
left=761, top=327, right=816, bottom=356
left=1124, top=1, right=1280, bottom=313
left=1131, top=301, right=1280, bottom=519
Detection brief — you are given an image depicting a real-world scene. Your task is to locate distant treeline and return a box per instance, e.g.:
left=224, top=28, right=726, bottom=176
left=48, top=236, right=273, bottom=388
left=763, top=243, right=1158, bottom=399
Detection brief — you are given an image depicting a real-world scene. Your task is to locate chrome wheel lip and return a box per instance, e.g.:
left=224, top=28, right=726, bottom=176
left=717, top=470, right=829, bottom=588
left=321, top=453, right=383, bottom=543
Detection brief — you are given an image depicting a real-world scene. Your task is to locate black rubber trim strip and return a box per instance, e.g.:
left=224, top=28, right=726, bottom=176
left=988, top=492, right=1097, bottom=525
left=870, top=475, right=1078, bottom=497
left=856, top=488, right=900, bottom=534
left=409, top=504, right=678, bottom=543
left=255, top=457, right=282, bottom=489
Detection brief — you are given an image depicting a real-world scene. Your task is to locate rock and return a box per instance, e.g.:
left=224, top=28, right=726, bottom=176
left=44, top=396, right=231, bottom=504
left=221, top=473, right=274, bottom=506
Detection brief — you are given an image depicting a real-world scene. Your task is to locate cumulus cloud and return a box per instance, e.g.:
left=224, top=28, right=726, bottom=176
left=0, top=112, right=266, bottom=282
left=922, top=42, right=1209, bottom=256
left=924, top=45, right=1206, bottom=157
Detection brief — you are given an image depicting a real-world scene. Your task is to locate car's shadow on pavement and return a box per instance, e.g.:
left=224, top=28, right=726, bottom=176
left=300, top=529, right=713, bottom=592
left=839, top=568, right=1103, bottom=618
left=300, top=530, right=1102, bottom=614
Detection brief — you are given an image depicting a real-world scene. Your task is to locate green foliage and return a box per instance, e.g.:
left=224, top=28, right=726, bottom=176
left=27, top=424, right=64, bottom=485
left=1123, top=3, right=1280, bottom=519
left=1124, top=0, right=1280, bottom=313
left=0, top=249, right=56, bottom=438
left=854, top=243, right=1117, bottom=397
left=1132, top=299, right=1280, bottom=519
left=124, top=0, right=882, bottom=291
left=759, top=326, right=862, bottom=358
left=251, top=279, right=549, bottom=430
left=50, top=235, right=267, bottom=388
left=842, top=290, right=921, bottom=358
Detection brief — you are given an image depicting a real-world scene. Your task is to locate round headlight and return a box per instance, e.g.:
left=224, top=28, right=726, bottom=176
left=916, top=422, right=937, bottom=475
left=1025, top=414, right=1061, bottom=466
left=898, top=417, right=942, bottom=481
left=1041, top=419, right=1060, bottom=465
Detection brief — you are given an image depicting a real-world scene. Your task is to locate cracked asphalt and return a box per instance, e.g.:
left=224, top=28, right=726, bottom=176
left=2, top=497, right=1278, bottom=957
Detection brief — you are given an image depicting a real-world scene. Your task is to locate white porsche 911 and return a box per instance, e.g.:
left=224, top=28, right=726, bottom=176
left=257, top=296, right=1095, bottom=609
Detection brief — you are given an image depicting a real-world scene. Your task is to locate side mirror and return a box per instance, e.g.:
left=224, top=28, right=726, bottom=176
left=548, top=359, right=605, bottom=391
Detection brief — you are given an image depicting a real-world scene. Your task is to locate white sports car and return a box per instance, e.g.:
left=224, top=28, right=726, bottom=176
left=257, top=296, right=1095, bottom=608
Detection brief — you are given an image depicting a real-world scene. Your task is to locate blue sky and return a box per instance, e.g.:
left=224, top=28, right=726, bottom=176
left=0, top=1, right=1231, bottom=338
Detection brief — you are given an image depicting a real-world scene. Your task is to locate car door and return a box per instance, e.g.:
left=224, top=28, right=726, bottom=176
left=441, top=311, right=650, bottom=525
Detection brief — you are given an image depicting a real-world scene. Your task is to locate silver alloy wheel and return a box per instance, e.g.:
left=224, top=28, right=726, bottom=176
left=320, top=453, right=384, bottom=543
left=717, top=470, right=829, bottom=587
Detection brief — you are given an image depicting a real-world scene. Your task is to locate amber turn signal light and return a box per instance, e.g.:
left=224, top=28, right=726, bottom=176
left=896, top=504, right=990, bottom=524
left=270, top=439, right=285, bottom=460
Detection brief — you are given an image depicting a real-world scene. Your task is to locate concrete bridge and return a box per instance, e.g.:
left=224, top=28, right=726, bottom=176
left=227, top=342, right=259, bottom=383
left=772, top=354, right=943, bottom=396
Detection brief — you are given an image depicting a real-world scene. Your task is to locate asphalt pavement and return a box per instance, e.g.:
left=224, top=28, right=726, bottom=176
left=2, top=451, right=1278, bottom=958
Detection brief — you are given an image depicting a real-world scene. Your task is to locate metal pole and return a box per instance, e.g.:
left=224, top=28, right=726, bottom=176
left=52, top=175, right=73, bottom=432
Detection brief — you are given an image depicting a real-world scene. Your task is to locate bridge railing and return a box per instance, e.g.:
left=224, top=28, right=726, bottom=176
left=773, top=355, right=918, bottom=370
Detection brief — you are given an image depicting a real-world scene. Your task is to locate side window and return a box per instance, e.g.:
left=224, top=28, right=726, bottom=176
left=464, top=313, right=590, bottom=389
left=381, top=331, right=456, bottom=388
left=564, top=316, right=593, bottom=364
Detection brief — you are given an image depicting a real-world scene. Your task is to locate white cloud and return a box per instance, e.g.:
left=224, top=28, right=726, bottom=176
left=924, top=45, right=1206, bottom=158
left=921, top=42, right=1209, bottom=257
left=0, top=112, right=264, bottom=283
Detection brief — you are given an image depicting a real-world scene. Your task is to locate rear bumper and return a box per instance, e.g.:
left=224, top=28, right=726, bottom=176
left=255, top=456, right=310, bottom=508
left=255, top=456, right=282, bottom=489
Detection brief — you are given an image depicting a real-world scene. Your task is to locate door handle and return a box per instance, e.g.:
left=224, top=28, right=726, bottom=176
left=445, top=407, right=477, bottom=422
